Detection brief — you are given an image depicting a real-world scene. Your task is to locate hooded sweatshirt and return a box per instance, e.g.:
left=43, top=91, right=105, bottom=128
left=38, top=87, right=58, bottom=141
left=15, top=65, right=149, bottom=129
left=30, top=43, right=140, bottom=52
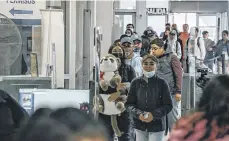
left=125, top=53, right=143, bottom=77
left=166, top=31, right=182, bottom=60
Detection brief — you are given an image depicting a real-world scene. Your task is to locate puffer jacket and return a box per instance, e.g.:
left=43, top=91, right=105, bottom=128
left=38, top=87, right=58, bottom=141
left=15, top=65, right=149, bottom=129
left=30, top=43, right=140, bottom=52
left=126, top=75, right=172, bottom=132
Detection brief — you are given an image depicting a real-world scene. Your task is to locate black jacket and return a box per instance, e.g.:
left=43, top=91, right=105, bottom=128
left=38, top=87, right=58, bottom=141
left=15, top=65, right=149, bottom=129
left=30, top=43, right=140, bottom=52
left=118, top=63, right=136, bottom=84
left=0, top=90, right=29, bottom=141
left=126, top=75, right=172, bottom=132
left=141, top=35, right=150, bottom=57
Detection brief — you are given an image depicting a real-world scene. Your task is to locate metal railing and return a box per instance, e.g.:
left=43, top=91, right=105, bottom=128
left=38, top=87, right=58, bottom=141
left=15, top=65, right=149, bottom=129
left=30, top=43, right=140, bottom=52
left=182, top=54, right=226, bottom=115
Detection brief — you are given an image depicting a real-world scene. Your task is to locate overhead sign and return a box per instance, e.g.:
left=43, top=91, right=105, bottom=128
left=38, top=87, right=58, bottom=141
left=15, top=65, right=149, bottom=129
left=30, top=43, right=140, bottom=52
left=0, top=0, right=46, bottom=19
left=147, top=8, right=167, bottom=15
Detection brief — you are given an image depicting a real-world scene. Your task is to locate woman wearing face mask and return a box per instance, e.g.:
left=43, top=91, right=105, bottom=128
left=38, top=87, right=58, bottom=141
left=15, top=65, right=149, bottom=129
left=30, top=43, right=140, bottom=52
left=125, top=29, right=133, bottom=37
left=162, top=29, right=170, bottom=41
left=126, top=54, right=173, bottom=141
left=108, top=44, right=136, bottom=141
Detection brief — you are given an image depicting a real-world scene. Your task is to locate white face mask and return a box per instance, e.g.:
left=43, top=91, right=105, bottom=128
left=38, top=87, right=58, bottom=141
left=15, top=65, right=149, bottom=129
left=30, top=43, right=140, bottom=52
left=143, top=70, right=155, bottom=78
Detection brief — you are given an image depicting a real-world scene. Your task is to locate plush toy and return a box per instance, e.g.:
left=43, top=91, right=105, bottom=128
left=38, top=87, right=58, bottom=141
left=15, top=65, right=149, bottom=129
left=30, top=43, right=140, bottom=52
left=93, top=54, right=126, bottom=137
left=99, top=54, right=122, bottom=91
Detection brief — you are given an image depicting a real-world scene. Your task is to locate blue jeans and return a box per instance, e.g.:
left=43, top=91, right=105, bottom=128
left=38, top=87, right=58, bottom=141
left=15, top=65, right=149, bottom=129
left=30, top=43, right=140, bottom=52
left=135, top=129, right=165, bottom=141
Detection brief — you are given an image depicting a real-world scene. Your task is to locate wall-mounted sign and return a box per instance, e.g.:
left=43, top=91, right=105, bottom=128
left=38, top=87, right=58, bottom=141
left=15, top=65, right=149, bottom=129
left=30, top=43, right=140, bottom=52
left=147, top=8, right=167, bottom=15
left=0, top=1, right=46, bottom=19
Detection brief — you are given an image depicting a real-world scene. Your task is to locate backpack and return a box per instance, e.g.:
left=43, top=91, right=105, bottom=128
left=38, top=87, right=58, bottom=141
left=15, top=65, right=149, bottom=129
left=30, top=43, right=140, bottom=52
left=186, top=37, right=201, bottom=52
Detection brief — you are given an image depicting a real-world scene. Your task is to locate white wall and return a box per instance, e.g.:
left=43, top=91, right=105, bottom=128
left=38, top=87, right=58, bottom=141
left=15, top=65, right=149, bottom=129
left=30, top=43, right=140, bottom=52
left=96, top=1, right=114, bottom=57
left=146, top=0, right=169, bottom=35
left=146, top=0, right=169, bottom=9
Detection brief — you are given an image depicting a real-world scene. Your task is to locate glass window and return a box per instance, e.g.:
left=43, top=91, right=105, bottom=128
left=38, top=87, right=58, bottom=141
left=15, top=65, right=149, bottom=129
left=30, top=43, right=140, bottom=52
left=173, top=13, right=186, bottom=32
left=168, top=14, right=174, bottom=25
left=113, top=14, right=133, bottom=40
left=148, top=16, right=166, bottom=36
left=199, top=27, right=217, bottom=42
left=186, top=13, right=196, bottom=28
left=199, top=16, right=217, bottom=26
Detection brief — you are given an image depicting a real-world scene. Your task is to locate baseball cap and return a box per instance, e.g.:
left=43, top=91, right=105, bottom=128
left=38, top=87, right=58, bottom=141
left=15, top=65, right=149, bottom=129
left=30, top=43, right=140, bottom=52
left=120, top=37, right=132, bottom=44
left=131, top=34, right=142, bottom=42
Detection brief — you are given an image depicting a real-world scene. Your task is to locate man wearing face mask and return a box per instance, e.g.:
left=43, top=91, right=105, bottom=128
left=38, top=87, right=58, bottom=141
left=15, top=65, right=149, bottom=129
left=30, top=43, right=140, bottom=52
left=126, top=23, right=135, bottom=33
left=142, top=26, right=158, bottom=56
left=150, top=38, right=183, bottom=133
left=125, top=29, right=133, bottom=37
left=131, top=34, right=143, bottom=56
left=121, top=36, right=143, bottom=77
left=126, top=54, right=172, bottom=141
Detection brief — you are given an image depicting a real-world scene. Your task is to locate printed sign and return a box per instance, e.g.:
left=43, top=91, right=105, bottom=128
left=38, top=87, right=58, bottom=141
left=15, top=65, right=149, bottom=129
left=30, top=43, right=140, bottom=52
left=147, top=8, right=167, bottom=15
left=0, top=0, right=46, bottom=19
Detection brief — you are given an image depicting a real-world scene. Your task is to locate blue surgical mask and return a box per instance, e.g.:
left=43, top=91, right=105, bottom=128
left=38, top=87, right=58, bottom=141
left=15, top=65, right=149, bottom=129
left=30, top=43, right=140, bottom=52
left=143, top=70, right=155, bottom=78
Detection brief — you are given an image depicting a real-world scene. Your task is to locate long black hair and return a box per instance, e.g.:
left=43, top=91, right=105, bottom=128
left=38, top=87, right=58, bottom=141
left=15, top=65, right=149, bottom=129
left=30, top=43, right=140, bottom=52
left=108, top=44, right=126, bottom=65
left=198, top=75, right=229, bottom=127
left=196, top=75, right=229, bottom=139
left=17, top=117, right=72, bottom=141
left=50, top=107, right=108, bottom=140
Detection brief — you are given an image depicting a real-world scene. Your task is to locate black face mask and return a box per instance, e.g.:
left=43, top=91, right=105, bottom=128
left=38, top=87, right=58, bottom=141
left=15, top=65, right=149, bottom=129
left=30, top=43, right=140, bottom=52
left=112, top=53, right=123, bottom=58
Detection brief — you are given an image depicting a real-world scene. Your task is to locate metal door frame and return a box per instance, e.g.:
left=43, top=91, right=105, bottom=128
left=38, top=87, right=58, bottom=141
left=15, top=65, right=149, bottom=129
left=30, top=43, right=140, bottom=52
left=112, top=12, right=136, bottom=41
left=196, top=13, right=219, bottom=41
left=114, top=12, right=136, bottom=29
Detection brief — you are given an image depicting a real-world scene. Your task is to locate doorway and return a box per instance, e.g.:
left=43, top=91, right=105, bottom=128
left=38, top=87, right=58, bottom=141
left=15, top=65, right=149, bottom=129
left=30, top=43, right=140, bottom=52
left=148, top=15, right=166, bottom=36
left=113, top=12, right=136, bottom=41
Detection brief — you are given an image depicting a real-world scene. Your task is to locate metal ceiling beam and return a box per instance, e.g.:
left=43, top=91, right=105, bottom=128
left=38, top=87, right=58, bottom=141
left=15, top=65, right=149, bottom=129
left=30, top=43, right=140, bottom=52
left=169, top=1, right=228, bottom=13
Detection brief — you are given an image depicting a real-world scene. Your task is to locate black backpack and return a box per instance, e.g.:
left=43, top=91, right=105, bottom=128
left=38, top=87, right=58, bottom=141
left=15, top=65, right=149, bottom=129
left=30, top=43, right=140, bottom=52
left=186, top=37, right=201, bottom=51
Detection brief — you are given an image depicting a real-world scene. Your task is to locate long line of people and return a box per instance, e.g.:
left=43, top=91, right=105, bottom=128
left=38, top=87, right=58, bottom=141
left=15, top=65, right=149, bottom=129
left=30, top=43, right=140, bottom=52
left=1, top=22, right=229, bottom=141
left=96, top=23, right=229, bottom=141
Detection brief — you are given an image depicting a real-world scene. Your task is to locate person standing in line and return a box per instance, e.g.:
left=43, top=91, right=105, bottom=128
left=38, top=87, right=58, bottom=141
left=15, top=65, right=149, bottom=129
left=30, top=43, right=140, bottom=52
left=179, top=24, right=190, bottom=65
left=202, top=31, right=215, bottom=71
left=150, top=38, right=182, bottom=132
left=126, top=54, right=172, bottom=141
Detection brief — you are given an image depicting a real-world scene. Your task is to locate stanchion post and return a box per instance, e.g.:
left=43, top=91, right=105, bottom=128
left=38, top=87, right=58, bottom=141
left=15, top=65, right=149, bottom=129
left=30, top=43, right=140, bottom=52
left=221, top=54, right=226, bottom=74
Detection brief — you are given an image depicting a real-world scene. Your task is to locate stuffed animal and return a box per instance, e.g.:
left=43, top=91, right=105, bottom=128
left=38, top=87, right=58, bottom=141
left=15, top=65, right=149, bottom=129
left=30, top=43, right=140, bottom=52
left=100, top=54, right=122, bottom=91
left=96, top=54, right=126, bottom=113
left=93, top=54, right=126, bottom=137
